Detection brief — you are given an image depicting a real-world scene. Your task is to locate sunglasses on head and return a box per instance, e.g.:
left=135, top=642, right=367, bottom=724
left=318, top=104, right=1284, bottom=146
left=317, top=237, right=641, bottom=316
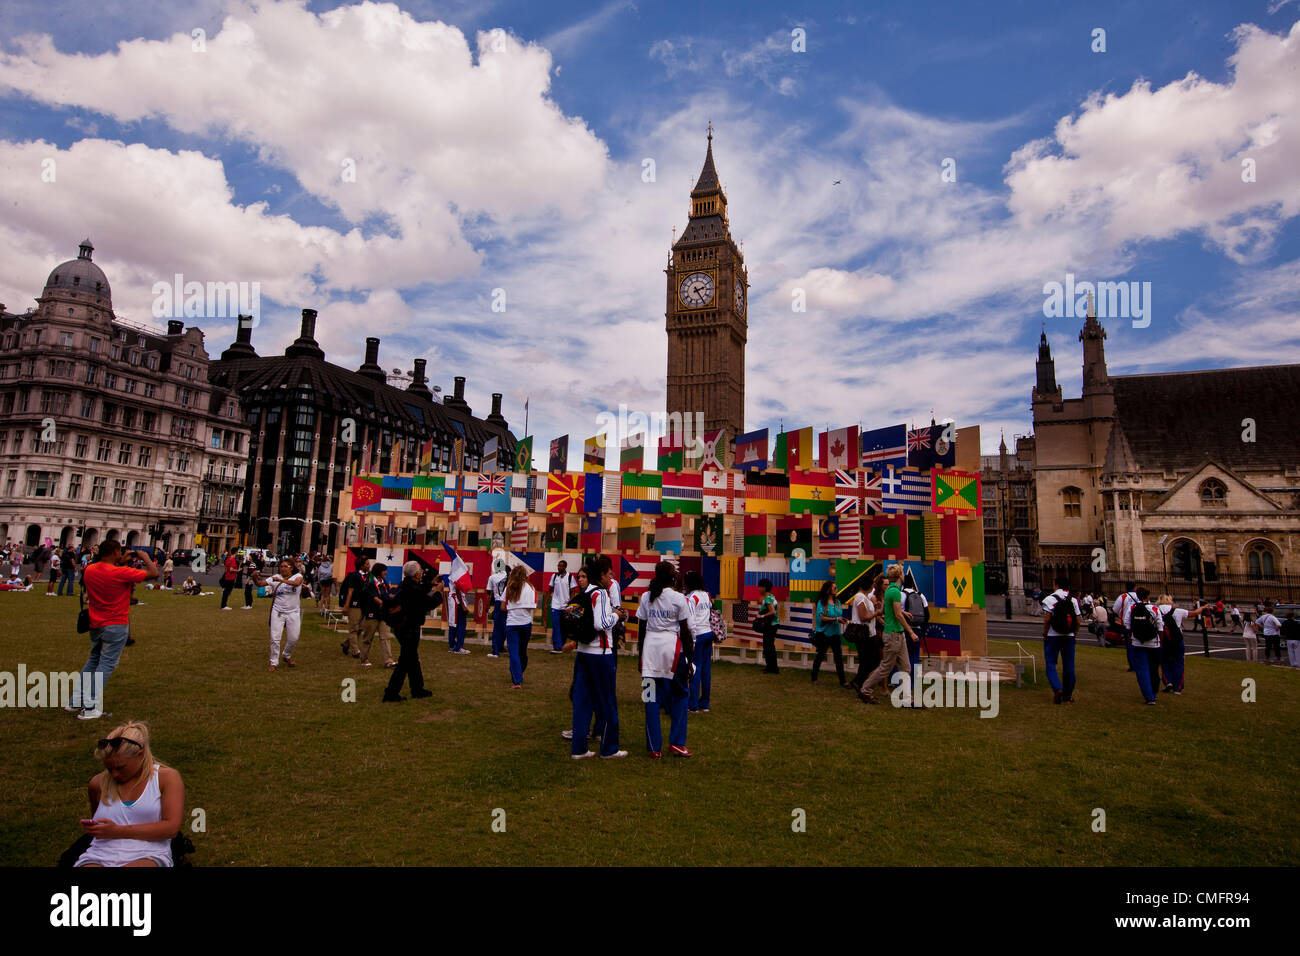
left=97, top=737, right=143, bottom=752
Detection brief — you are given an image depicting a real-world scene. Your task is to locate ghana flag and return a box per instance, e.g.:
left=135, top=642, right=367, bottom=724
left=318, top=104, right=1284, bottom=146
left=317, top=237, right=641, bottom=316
left=352, top=476, right=382, bottom=512
left=789, top=469, right=834, bottom=515
left=932, top=468, right=981, bottom=515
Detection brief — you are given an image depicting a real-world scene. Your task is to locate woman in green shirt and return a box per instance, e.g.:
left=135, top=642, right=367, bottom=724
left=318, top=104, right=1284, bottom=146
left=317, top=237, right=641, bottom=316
left=755, top=578, right=780, bottom=674
left=812, top=581, right=847, bottom=686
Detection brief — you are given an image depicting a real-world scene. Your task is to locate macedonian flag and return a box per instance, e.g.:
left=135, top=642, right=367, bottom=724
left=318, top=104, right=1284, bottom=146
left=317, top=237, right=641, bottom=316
left=352, top=476, right=382, bottom=512
left=932, top=469, right=981, bottom=515
left=546, top=473, right=585, bottom=513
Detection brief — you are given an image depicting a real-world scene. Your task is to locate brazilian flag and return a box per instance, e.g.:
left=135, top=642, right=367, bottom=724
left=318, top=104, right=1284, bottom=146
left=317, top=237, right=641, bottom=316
left=514, top=436, right=534, bottom=473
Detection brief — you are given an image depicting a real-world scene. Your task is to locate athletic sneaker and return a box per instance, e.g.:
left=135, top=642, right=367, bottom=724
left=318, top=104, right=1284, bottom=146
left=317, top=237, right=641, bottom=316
left=341, top=642, right=350, bottom=656
left=548, top=649, right=562, bottom=654
left=385, top=661, right=397, bottom=668
left=240, top=606, right=252, bottom=610
left=648, top=750, right=662, bottom=759
left=561, top=729, right=574, bottom=740
left=361, top=661, right=372, bottom=668
left=77, top=708, right=105, bottom=720
left=487, top=653, right=499, bottom=658
left=63, top=704, right=82, bottom=713
left=511, top=684, right=522, bottom=689
left=280, top=656, right=295, bottom=668
left=669, top=745, right=692, bottom=757
left=601, top=750, right=628, bottom=759
left=456, top=649, right=470, bottom=654
left=572, top=750, right=595, bottom=760
left=700, top=707, right=710, bottom=713
left=221, top=606, right=232, bottom=611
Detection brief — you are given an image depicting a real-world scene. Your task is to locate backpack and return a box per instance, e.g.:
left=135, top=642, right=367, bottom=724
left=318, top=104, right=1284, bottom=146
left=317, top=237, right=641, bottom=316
left=1048, top=592, right=1077, bottom=634
left=709, top=606, right=727, bottom=642
left=1130, top=602, right=1158, bottom=643
left=560, top=588, right=599, bottom=645
left=904, top=590, right=928, bottom=628
left=1162, top=608, right=1183, bottom=647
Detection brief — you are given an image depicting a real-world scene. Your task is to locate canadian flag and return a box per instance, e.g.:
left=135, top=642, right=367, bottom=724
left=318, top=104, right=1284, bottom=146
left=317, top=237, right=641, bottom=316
left=819, top=426, right=859, bottom=470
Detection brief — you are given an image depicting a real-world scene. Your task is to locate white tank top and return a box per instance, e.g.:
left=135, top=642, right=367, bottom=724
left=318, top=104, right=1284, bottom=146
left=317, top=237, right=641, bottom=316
left=76, top=764, right=173, bottom=867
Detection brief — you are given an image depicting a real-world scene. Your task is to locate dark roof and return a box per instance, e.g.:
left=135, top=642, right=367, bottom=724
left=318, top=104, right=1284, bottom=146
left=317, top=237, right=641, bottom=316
left=677, top=215, right=729, bottom=244
left=1112, top=364, right=1300, bottom=471
left=692, top=139, right=719, bottom=195
left=211, top=354, right=515, bottom=452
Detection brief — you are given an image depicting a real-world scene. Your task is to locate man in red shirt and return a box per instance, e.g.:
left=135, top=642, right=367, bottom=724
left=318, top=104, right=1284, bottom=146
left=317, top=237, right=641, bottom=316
left=219, top=550, right=240, bottom=609
left=68, top=540, right=156, bottom=720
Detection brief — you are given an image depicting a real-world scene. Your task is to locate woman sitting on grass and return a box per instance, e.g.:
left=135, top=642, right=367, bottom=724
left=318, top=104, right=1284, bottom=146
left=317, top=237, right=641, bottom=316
left=181, top=575, right=201, bottom=596
left=75, top=720, right=184, bottom=867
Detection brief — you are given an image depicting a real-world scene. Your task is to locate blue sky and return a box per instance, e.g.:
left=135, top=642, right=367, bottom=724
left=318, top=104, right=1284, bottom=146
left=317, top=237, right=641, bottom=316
left=1, top=0, right=1297, bottom=464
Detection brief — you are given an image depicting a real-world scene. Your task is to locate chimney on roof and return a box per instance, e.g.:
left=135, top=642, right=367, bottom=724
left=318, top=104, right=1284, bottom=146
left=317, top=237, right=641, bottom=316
left=357, top=336, right=386, bottom=384
left=167, top=320, right=184, bottom=335
left=219, top=313, right=258, bottom=360
left=285, top=307, right=325, bottom=360
left=486, top=391, right=508, bottom=428
left=443, top=375, right=470, bottom=413
left=405, top=357, right=433, bottom=400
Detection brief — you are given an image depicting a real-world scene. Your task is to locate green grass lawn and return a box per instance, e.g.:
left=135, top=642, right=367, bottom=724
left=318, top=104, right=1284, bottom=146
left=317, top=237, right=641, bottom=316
left=2, top=589, right=1297, bottom=866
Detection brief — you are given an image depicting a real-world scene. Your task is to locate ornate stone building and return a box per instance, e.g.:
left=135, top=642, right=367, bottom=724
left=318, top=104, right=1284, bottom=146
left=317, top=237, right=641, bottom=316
left=1031, top=305, right=1300, bottom=600
left=980, top=433, right=1039, bottom=593
left=665, top=128, right=748, bottom=444
left=208, top=313, right=516, bottom=554
left=0, top=241, right=248, bottom=554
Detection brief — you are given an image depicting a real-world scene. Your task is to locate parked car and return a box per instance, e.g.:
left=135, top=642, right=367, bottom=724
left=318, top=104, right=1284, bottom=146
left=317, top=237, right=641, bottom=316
left=171, top=549, right=196, bottom=563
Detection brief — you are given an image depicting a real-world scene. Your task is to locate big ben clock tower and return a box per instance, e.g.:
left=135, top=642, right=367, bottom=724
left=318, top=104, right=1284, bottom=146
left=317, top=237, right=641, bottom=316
left=666, top=125, right=747, bottom=446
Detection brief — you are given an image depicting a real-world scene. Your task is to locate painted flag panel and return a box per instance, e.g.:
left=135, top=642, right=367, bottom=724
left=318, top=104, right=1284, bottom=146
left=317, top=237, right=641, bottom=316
left=923, top=513, right=960, bottom=561
left=510, top=514, right=529, bottom=550
left=481, top=437, right=497, bottom=474
left=816, top=514, right=861, bottom=557
left=600, top=472, right=622, bottom=514
left=412, top=475, right=445, bottom=513
left=549, top=435, right=569, bottom=473
left=514, top=436, right=534, bottom=473
left=734, top=428, right=769, bottom=472
left=381, top=475, right=415, bottom=512
left=789, top=469, right=834, bottom=515
left=662, top=471, right=704, bottom=514
left=702, top=470, right=746, bottom=514
left=790, top=558, right=831, bottom=601
left=923, top=606, right=962, bottom=657
left=476, top=473, right=511, bottom=513
left=546, top=473, right=585, bottom=513
left=657, top=434, right=684, bottom=472
left=530, top=474, right=547, bottom=513
left=863, top=515, right=909, bottom=559
left=744, top=472, right=790, bottom=515
left=774, top=516, right=812, bottom=557
left=620, top=435, right=645, bottom=473
left=945, top=559, right=975, bottom=608
left=717, top=556, right=742, bottom=600
left=973, top=562, right=985, bottom=608
left=443, top=473, right=479, bottom=513
left=352, top=476, right=382, bottom=512
left=579, top=516, right=602, bottom=551
left=653, top=514, right=683, bottom=555
left=616, top=553, right=660, bottom=599
left=932, top=468, right=981, bottom=515
left=835, top=559, right=881, bottom=604
left=621, top=472, right=662, bottom=514
left=732, top=600, right=815, bottom=646
left=907, top=423, right=957, bottom=472
left=544, top=515, right=563, bottom=551
left=693, top=514, right=724, bottom=557
left=617, top=515, right=643, bottom=552
left=583, top=434, right=606, bottom=473
left=861, top=424, right=907, bottom=470
left=819, top=426, right=859, bottom=471
left=691, top=428, right=727, bottom=471
left=509, top=473, right=534, bottom=513
left=743, top=556, right=789, bottom=601
left=834, top=469, right=882, bottom=515
left=880, top=465, right=932, bottom=515
left=902, top=562, right=935, bottom=602
left=742, top=515, right=768, bottom=556
left=787, top=427, right=813, bottom=471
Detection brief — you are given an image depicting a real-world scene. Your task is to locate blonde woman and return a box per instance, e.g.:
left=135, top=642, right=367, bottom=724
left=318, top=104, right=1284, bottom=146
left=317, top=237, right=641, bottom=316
left=504, top=564, right=537, bottom=688
left=75, top=721, right=184, bottom=867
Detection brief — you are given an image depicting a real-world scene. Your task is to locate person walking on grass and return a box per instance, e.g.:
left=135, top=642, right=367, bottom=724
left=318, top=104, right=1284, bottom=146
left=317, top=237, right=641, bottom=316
left=1156, top=593, right=1188, bottom=695
left=569, top=562, right=626, bottom=759
left=754, top=578, right=780, bottom=674
left=358, top=564, right=397, bottom=669
left=219, top=551, right=239, bottom=610
left=1242, top=612, right=1259, bottom=663
left=1258, top=602, right=1284, bottom=664
left=382, top=562, right=443, bottom=703
left=253, top=559, right=304, bottom=671
left=846, top=577, right=879, bottom=692
left=546, top=559, right=576, bottom=654
left=74, top=721, right=184, bottom=868
left=504, top=565, right=537, bottom=689
left=338, top=557, right=369, bottom=660
left=811, top=581, right=847, bottom=687
left=1125, top=586, right=1164, bottom=704
left=67, top=540, right=156, bottom=720
left=637, top=560, right=694, bottom=758
left=684, top=571, right=715, bottom=713
left=487, top=563, right=509, bottom=659
left=45, top=548, right=61, bottom=595
left=857, top=564, right=918, bottom=707
left=1041, top=574, right=1081, bottom=704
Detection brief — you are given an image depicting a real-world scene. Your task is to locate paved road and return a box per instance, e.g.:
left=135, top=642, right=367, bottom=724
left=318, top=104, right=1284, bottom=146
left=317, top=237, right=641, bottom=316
left=985, top=618, right=1283, bottom=663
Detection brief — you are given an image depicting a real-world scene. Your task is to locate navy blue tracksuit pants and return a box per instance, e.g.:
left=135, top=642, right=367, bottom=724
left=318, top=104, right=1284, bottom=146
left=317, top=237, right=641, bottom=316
left=572, top=652, right=619, bottom=756
left=1044, top=632, right=1076, bottom=698
left=1128, top=642, right=1162, bottom=703
left=644, top=676, right=689, bottom=752
left=491, top=606, right=507, bottom=655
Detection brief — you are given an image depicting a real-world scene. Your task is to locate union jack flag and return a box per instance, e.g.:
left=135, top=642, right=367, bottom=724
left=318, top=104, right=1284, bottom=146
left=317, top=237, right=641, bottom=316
left=906, top=428, right=931, bottom=454
left=478, top=474, right=507, bottom=496
left=834, top=469, right=882, bottom=515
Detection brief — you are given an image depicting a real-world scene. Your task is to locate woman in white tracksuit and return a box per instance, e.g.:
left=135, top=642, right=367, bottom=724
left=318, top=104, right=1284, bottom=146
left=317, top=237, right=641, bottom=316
left=684, top=571, right=714, bottom=713
left=254, top=559, right=304, bottom=671
left=637, top=560, right=694, bottom=758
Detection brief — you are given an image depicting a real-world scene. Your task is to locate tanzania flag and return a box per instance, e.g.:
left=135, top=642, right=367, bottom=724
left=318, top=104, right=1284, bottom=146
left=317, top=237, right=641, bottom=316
left=352, top=476, right=382, bottom=512
left=932, top=468, right=981, bottom=515
left=412, top=475, right=445, bottom=512
left=546, top=473, right=584, bottom=513
left=775, top=516, right=812, bottom=557
left=789, top=469, right=834, bottom=515
left=514, top=436, right=533, bottom=473
left=744, top=472, right=789, bottom=515
left=693, top=514, right=724, bottom=556
left=662, top=471, right=703, bottom=514
left=835, top=558, right=881, bottom=604
left=620, top=435, right=645, bottom=472
left=658, top=434, right=684, bottom=471
left=617, top=515, right=643, bottom=552
left=621, top=471, right=662, bottom=514
left=381, top=475, right=414, bottom=512
left=583, top=434, right=606, bottom=473
left=790, top=558, right=831, bottom=601
left=653, top=515, right=683, bottom=555
left=734, top=428, right=769, bottom=471
left=743, top=515, right=768, bottom=556
left=549, top=436, right=569, bottom=473
left=863, top=515, right=908, bottom=559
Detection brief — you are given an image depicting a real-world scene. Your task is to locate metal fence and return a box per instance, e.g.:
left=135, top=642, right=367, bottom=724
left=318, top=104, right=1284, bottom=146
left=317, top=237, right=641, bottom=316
left=1099, top=571, right=1300, bottom=606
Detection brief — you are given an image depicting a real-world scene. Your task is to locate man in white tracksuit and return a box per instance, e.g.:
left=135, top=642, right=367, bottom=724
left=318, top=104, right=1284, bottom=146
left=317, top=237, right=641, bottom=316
left=256, top=559, right=305, bottom=671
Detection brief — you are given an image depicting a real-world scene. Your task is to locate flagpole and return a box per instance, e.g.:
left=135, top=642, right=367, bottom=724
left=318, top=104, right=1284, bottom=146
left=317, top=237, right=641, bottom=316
left=524, top=397, right=529, bottom=437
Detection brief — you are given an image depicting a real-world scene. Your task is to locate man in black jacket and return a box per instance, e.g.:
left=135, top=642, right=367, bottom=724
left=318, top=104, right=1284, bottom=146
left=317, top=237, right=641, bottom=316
left=382, top=561, right=444, bottom=702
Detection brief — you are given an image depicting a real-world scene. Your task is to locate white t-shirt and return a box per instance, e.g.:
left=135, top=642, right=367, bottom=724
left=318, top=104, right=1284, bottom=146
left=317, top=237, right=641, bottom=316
left=685, top=589, right=712, bottom=635
left=51, top=554, right=61, bottom=572
left=851, top=592, right=870, bottom=625
left=549, top=572, right=574, bottom=609
left=266, top=574, right=303, bottom=614
left=1124, top=601, right=1164, bottom=647
left=488, top=571, right=508, bottom=608
left=506, top=583, right=537, bottom=626
left=636, top=587, right=690, bottom=679
left=1092, top=604, right=1108, bottom=625
left=1042, top=589, right=1082, bottom=637
left=1257, top=613, right=1282, bottom=636
left=1157, top=604, right=1189, bottom=637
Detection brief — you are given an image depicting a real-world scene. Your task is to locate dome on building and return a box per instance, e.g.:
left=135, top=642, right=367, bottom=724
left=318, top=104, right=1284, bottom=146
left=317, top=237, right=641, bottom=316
left=43, top=239, right=111, bottom=302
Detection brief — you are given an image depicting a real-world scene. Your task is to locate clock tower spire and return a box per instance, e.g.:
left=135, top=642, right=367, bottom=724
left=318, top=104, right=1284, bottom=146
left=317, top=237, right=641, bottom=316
left=666, top=128, right=747, bottom=450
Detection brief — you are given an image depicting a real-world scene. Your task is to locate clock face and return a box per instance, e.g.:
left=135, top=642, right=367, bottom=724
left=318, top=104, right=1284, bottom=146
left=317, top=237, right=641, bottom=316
left=734, top=278, right=745, bottom=313
left=679, top=272, right=714, bottom=308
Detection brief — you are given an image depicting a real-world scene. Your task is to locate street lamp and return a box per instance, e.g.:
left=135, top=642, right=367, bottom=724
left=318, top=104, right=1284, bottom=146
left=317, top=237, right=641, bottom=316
left=999, top=478, right=1012, bottom=620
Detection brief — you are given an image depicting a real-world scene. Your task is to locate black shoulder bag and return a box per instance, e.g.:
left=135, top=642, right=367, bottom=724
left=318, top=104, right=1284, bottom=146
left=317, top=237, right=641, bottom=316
left=77, top=588, right=90, bottom=634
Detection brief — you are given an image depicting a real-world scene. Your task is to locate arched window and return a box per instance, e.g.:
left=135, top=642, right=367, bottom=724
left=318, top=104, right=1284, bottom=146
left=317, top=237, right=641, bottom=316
left=1062, top=486, right=1082, bottom=518
left=1247, top=542, right=1278, bottom=580
left=1171, top=539, right=1202, bottom=580
left=1200, top=478, right=1227, bottom=507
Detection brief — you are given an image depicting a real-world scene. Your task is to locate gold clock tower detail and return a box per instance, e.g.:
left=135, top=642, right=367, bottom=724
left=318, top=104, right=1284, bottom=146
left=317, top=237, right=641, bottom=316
left=666, top=126, right=747, bottom=445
